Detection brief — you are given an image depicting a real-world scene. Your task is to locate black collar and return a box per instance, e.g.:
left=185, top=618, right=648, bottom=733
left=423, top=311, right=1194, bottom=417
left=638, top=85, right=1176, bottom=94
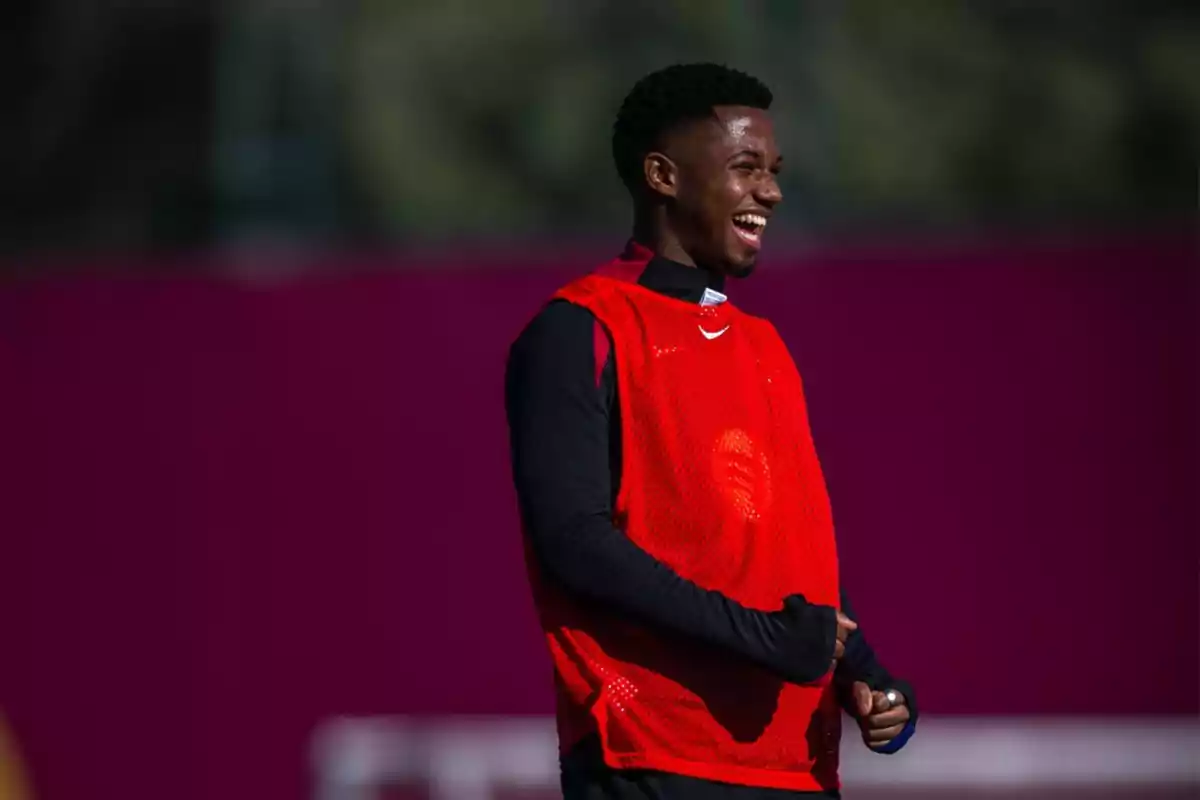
left=636, top=256, right=726, bottom=305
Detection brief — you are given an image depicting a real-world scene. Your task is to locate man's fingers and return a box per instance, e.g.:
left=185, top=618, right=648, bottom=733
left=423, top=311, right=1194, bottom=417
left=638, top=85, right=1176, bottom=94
left=865, top=705, right=911, bottom=729
left=836, top=611, right=858, bottom=632
left=836, top=619, right=857, bottom=641
left=834, top=640, right=845, bottom=659
left=872, top=689, right=907, bottom=714
left=852, top=682, right=873, bottom=718
left=866, top=723, right=907, bottom=744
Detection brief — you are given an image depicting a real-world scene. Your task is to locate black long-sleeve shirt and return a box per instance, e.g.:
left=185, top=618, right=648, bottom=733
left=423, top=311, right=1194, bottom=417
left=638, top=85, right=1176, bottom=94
left=506, top=253, right=914, bottom=798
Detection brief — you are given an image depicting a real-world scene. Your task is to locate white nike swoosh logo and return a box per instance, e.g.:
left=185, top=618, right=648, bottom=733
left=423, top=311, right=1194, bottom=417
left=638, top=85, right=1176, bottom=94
left=699, top=324, right=731, bottom=340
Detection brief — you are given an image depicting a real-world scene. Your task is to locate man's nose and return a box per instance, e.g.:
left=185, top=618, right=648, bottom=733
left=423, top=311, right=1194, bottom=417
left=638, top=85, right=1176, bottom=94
left=756, top=175, right=782, bottom=207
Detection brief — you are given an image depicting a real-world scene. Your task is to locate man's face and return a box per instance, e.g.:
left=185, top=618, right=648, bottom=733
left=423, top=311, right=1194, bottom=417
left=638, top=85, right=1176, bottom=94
left=664, top=105, right=783, bottom=277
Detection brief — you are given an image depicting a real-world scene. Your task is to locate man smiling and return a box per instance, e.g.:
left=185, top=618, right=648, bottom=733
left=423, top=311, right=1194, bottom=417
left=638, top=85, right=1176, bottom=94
left=506, top=64, right=916, bottom=799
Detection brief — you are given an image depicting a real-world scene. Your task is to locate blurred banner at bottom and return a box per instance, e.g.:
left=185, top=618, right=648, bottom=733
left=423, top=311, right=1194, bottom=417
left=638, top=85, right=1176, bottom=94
left=311, top=715, right=1200, bottom=800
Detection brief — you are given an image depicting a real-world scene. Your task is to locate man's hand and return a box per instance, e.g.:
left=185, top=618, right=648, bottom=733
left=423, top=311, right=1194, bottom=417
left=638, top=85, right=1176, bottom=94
left=850, top=681, right=911, bottom=749
left=832, top=610, right=857, bottom=668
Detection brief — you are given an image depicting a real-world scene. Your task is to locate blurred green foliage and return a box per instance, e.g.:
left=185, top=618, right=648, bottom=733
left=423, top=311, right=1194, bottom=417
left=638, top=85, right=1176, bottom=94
left=2, top=1, right=1196, bottom=256
left=338, top=0, right=1198, bottom=243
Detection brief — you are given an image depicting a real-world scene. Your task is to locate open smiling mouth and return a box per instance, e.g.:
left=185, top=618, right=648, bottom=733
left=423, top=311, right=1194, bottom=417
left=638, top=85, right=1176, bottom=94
left=731, top=212, right=768, bottom=248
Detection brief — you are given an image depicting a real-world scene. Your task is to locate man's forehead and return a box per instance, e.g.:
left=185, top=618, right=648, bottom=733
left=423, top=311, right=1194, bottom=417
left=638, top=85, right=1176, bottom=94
left=711, top=105, right=773, bottom=143
left=661, top=105, right=777, bottom=161
left=672, top=106, right=774, bottom=153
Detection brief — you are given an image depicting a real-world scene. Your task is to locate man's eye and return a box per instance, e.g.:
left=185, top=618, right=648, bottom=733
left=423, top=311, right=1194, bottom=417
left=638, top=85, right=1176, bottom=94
left=734, top=163, right=756, bottom=173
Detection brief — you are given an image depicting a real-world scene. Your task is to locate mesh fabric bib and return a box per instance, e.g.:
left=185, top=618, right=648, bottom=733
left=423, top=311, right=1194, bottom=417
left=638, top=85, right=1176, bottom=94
left=530, top=254, right=842, bottom=791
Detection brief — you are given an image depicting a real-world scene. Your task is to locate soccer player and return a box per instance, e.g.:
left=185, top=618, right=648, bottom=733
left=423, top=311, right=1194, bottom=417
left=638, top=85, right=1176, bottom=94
left=505, top=64, right=916, bottom=799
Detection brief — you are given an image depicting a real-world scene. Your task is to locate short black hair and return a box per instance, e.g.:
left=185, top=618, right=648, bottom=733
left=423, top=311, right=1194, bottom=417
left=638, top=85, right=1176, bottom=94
left=612, top=63, right=773, bottom=193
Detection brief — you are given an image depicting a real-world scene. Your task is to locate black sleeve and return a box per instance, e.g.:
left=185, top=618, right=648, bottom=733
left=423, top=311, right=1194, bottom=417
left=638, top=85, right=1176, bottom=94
left=834, top=589, right=918, bottom=721
left=505, top=299, right=839, bottom=685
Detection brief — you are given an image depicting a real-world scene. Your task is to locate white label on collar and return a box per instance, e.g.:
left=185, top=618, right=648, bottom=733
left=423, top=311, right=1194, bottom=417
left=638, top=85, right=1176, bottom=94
left=700, top=287, right=728, bottom=307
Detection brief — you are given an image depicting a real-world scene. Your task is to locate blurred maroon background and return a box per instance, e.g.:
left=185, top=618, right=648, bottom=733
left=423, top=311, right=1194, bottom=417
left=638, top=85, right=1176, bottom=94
left=1, top=232, right=1196, bottom=800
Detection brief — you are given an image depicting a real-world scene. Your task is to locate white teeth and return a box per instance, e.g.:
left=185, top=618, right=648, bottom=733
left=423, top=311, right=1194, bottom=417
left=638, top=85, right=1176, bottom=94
left=733, top=213, right=767, bottom=228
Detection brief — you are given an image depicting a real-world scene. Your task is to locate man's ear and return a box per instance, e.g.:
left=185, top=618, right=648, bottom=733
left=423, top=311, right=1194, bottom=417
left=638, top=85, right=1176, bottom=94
left=643, top=152, right=679, bottom=199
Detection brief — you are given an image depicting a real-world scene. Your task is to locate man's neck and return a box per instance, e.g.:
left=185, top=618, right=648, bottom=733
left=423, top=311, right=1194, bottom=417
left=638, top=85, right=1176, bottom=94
left=630, top=251, right=726, bottom=305
left=631, top=214, right=697, bottom=269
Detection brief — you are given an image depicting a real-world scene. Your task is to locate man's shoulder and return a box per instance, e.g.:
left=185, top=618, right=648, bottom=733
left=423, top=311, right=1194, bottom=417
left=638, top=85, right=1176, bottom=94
left=516, top=298, right=598, bottom=344
left=508, top=298, right=603, bottom=369
left=506, top=298, right=615, bottom=397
